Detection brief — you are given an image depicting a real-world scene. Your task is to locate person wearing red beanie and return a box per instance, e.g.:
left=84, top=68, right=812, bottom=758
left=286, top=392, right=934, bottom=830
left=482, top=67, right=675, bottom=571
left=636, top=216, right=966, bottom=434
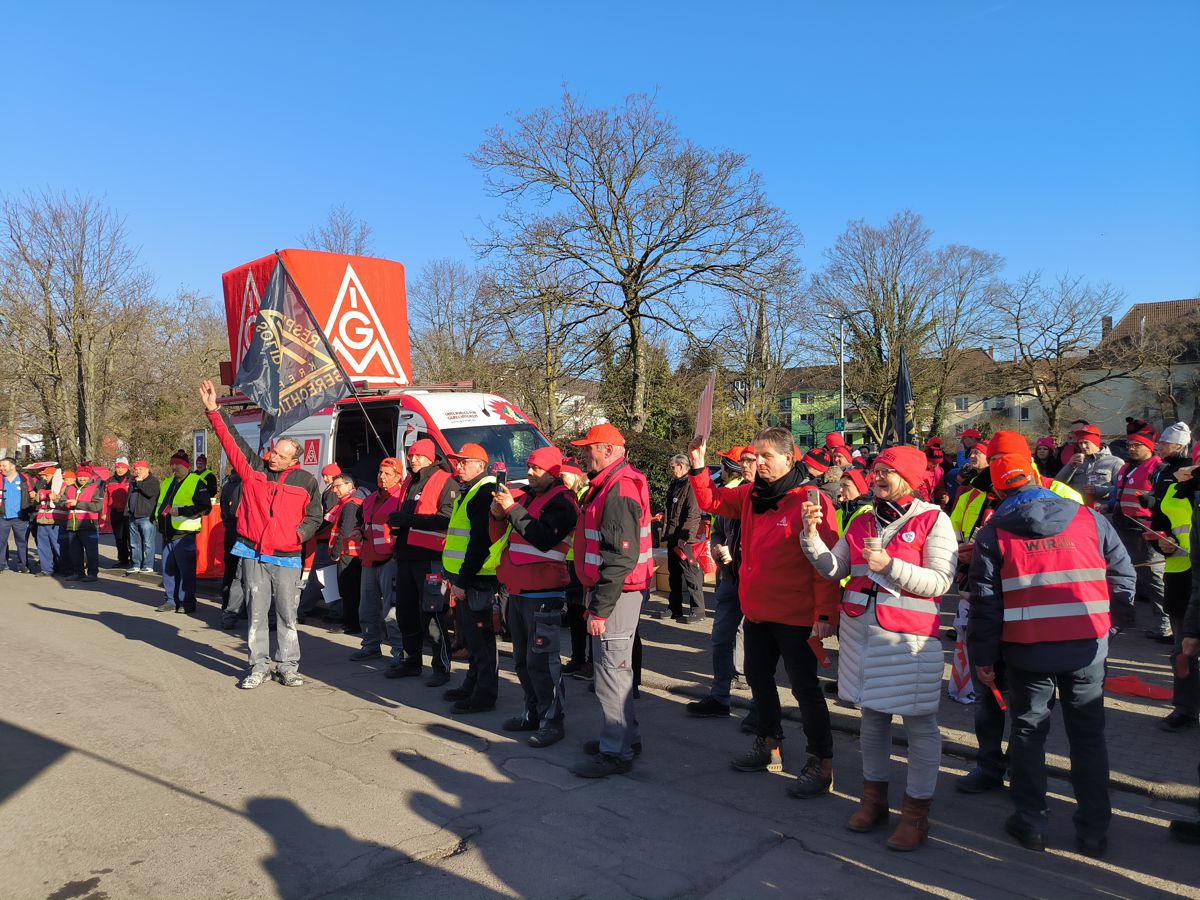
left=966, top=430, right=1135, bottom=855
left=1111, top=426, right=1172, bottom=640
left=1056, top=426, right=1121, bottom=508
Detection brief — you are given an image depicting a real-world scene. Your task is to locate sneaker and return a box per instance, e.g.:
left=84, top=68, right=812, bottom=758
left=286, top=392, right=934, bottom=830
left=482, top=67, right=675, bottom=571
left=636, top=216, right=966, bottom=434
left=240, top=671, right=268, bottom=690
left=502, top=713, right=540, bottom=732
left=274, top=670, right=304, bottom=687
left=426, top=671, right=451, bottom=688
left=683, top=613, right=705, bottom=624
left=140, top=567, right=154, bottom=574
left=349, top=647, right=383, bottom=661
left=529, top=726, right=565, bottom=748
left=583, top=739, right=642, bottom=757
left=686, top=697, right=731, bottom=718
left=1160, top=711, right=1199, bottom=732
left=124, top=567, right=139, bottom=575
left=219, top=619, right=238, bottom=631
left=156, top=602, right=175, bottom=613
left=786, top=755, right=834, bottom=798
left=731, top=736, right=783, bottom=773
left=572, top=753, right=632, bottom=778
left=955, top=769, right=1005, bottom=794
left=82, top=575, right=98, bottom=583
left=384, top=664, right=421, bottom=679
left=443, top=686, right=471, bottom=702
left=452, top=697, right=496, bottom=714
left=1169, top=818, right=1200, bottom=844
left=569, top=662, right=594, bottom=682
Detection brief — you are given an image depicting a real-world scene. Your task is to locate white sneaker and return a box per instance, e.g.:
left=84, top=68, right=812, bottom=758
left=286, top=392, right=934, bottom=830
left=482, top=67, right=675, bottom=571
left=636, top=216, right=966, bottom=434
left=140, top=567, right=154, bottom=574
left=124, top=567, right=139, bottom=575
left=240, top=671, right=268, bottom=690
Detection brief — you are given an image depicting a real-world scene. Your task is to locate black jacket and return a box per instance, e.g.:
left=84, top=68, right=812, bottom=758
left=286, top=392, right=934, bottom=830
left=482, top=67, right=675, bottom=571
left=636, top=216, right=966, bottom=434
left=220, top=473, right=242, bottom=525
left=126, top=475, right=160, bottom=519
left=502, top=483, right=578, bottom=552
left=196, top=468, right=220, bottom=500
left=663, top=474, right=701, bottom=549
left=968, top=485, right=1135, bottom=673
left=390, top=463, right=458, bottom=562
left=450, top=471, right=498, bottom=588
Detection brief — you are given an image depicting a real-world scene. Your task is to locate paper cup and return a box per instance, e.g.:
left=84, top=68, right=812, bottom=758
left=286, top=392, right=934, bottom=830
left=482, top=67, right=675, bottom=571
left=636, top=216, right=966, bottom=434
left=863, top=537, right=883, bottom=552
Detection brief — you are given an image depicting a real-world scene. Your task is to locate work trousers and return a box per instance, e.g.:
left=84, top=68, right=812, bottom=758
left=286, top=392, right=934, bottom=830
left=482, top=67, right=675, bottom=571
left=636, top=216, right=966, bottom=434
left=162, top=534, right=197, bottom=609
left=592, top=589, right=645, bottom=760
left=565, top=583, right=591, bottom=664
left=129, top=517, right=157, bottom=571
left=338, top=558, right=362, bottom=632
left=0, top=519, right=30, bottom=569
left=455, top=585, right=498, bottom=705
left=242, top=557, right=303, bottom=674
left=708, top=574, right=745, bottom=704
left=395, top=558, right=450, bottom=674
left=1008, top=659, right=1110, bottom=842
left=667, top=545, right=705, bottom=618
left=35, top=522, right=61, bottom=574
left=359, top=559, right=403, bottom=662
left=110, top=514, right=131, bottom=565
left=860, top=708, right=942, bottom=799
left=509, top=593, right=566, bottom=728
left=743, top=619, right=834, bottom=760
left=1118, top=528, right=1169, bottom=634
left=68, top=528, right=99, bottom=577
left=971, top=659, right=1009, bottom=780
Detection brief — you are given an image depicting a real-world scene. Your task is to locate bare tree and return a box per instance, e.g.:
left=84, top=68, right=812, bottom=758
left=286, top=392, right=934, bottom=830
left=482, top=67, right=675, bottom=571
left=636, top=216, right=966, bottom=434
left=407, top=258, right=506, bottom=386
left=985, top=273, right=1157, bottom=435
left=300, top=204, right=374, bottom=256
left=472, top=91, right=799, bottom=433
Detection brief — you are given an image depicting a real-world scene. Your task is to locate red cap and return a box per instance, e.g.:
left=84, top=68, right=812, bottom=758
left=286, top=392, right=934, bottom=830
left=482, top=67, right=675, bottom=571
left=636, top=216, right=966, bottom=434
left=989, top=431, right=1036, bottom=491
left=570, top=423, right=626, bottom=447
left=560, top=459, right=583, bottom=477
left=321, top=463, right=341, bottom=476
left=961, top=428, right=982, bottom=440
left=527, top=446, right=563, bottom=475
left=448, top=443, right=489, bottom=463
left=379, top=456, right=404, bottom=471
left=872, top=446, right=927, bottom=492
left=408, top=438, right=437, bottom=461
left=719, top=445, right=751, bottom=464
left=1078, top=426, right=1102, bottom=449
left=842, top=467, right=869, bottom=495
left=62, top=470, right=76, bottom=479
left=1128, top=430, right=1157, bottom=452
left=134, top=459, right=149, bottom=469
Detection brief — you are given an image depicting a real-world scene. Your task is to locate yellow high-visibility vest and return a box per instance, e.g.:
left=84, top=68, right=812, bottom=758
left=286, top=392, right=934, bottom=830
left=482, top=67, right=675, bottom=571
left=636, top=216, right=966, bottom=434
left=442, top=476, right=506, bottom=576
left=154, top=474, right=203, bottom=533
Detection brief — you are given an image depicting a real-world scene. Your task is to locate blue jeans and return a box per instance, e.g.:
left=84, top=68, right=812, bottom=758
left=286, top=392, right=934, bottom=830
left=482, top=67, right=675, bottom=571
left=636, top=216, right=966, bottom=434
left=708, top=575, right=743, bottom=704
left=162, top=534, right=197, bottom=609
left=68, top=529, right=99, bottom=577
left=36, top=523, right=61, bottom=573
left=0, top=518, right=29, bottom=569
left=1008, top=659, right=1110, bottom=841
left=129, top=518, right=157, bottom=571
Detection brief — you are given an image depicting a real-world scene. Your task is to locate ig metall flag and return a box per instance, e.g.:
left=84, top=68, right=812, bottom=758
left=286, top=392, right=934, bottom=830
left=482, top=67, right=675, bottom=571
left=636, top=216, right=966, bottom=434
left=234, top=253, right=351, bottom=449
left=883, top=345, right=917, bottom=447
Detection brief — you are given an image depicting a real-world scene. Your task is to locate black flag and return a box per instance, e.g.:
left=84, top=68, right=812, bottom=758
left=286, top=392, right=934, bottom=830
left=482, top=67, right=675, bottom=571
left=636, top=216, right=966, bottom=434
left=883, top=346, right=916, bottom=447
left=234, top=254, right=351, bottom=449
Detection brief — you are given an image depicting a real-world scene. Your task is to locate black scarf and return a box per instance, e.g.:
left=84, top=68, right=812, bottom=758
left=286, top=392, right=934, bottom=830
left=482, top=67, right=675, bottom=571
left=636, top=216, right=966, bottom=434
left=749, top=465, right=805, bottom=514
left=874, top=494, right=915, bottom=528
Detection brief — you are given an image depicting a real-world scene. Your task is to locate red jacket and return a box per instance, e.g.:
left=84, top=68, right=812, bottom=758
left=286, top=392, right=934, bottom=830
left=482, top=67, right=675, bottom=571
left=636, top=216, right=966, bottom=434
left=208, top=409, right=322, bottom=558
left=691, top=470, right=841, bottom=628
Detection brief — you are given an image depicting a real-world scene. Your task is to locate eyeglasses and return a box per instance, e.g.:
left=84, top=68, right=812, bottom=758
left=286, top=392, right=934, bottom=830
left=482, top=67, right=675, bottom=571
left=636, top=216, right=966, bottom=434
left=871, top=466, right=898, bottom=478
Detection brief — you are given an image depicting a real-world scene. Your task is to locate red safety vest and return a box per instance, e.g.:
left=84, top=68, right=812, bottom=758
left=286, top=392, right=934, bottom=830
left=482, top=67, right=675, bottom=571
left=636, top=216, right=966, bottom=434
left=574, top=460, right=654, bottom=592
left=994, top=506, right=1111, bottom=643
left=68, top=483, right=101, bottom=530
left=327, top=495, right=363, bottom=557
left=361, top=485, right=404, bottom=563
left=1116, top=456, right=1160, bottom=521
left=37, top=486, right=67, bottom=524
left=841, top=507, right=943, bottom=637
left=405, top=468, right=453, bottom=552
left=506, top=483, right=576, bottom=567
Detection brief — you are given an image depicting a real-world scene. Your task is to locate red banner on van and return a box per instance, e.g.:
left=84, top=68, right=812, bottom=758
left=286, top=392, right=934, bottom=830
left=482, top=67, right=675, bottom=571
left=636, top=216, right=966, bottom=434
left=221, top=249, right=411, bottom=387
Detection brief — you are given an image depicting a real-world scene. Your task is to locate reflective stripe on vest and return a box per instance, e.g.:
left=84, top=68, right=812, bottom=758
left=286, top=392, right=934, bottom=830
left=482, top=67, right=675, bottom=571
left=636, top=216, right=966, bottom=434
left=363, top=488, right=404, bottom=555
left=1161, top=482, right=1193, bottom=574
left=155, top=474, right=202, bottom=532
left=406, top=468, right=453, bottom=552
left=1044, top=477, right=1083, bottom=505
left=1117, top=457, right=1159, bottom=520
left=505, top=483, right=576, bottom=566
left=995, top=506, right=1111, bottom=643
left=442, top=476, right=507, bottom=576
left=37, top=488, right=67, bottom=524
left=841, top=506, right=943, bottom=637
left=573, top=461, right=655, bottom=590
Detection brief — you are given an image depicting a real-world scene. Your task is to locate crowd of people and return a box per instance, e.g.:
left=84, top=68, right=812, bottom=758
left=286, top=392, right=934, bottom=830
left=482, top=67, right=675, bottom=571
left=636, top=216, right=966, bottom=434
left=4, top=391, right=1200, bottom=857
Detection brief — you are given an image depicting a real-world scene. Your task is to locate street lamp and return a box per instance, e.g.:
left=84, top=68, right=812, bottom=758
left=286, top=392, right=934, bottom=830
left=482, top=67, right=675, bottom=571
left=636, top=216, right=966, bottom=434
left=817, top=310, right=871, bottom=438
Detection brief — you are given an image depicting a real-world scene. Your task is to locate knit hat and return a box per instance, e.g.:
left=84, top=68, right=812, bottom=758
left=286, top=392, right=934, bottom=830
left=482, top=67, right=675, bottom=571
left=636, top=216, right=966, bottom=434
left=1127, top=429, right=1157, bottom=453
left=1126, top=417, right=1151, bottom=435
left=407, top=438, right=437, bottom=461
left=961, top=428, right=982, bottom=440
left=1161, top=422, right=1191, bottom=446
left=719, top=445, right=751, bottom=464
left=824, top=432, right=846, bottom=448
left=988, top=431, right=1036, bottom=492
left=1078, top=426, right=1102, bottom=449
left=926, top=446, right=945, bottom=462
left=134, top=459, right=149, bottom=469
left=320, top=463, right=341, bottom=476
left=527, top=445, right=563, bottom=476
left=76, top=465, right=94, bottom=478
left=169, top=450, right=190, bottom=468
left=560, top=459, right=583, bottom=477
left=802, top=447, right=833, bottom=475
left=968, top=441, right=990, bottom=462
left=115, top=456, right=129, bottom=467
left=1035, top=436, right=1056, bottom=450
left=842, top=466, right=869, bottom=495
left=872, top=446, right=927, bottom=491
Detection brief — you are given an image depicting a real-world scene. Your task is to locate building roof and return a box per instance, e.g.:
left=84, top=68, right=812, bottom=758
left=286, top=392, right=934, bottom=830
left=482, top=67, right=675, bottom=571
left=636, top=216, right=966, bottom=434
left=1104, top=299, right=1200, bottom=346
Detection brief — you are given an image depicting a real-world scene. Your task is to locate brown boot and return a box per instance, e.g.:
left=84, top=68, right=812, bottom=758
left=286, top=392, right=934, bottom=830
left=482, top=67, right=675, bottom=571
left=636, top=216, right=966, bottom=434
left=886, top=794, right=931, bottom=851
left=846, top=780, right=890, bottom=832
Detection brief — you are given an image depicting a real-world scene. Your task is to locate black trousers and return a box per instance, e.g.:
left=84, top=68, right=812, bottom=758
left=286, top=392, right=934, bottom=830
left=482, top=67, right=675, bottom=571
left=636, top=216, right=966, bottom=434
left=456, top=588, right=498, bottom=704
left=743, top=619, right=833, bottom=759
left=338, top=558, right=362, bottom=632
left=395, top=558, right=449, bottom=673
left=667, top=544, right=705, bottom=617
left=111, top=515, right=131, bottom=564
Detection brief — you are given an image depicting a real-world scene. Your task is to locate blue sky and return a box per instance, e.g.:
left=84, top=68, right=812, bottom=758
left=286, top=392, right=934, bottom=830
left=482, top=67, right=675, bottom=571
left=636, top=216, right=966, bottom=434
left=3, top=1, right=1197, bottom=318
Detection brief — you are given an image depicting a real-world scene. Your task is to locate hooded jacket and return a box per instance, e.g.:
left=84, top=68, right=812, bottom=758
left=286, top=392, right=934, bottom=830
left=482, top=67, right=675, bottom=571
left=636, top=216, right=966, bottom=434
left=1055, top=446, right=1123, bottom=500
left=967, top=486, right=1135, bottom=672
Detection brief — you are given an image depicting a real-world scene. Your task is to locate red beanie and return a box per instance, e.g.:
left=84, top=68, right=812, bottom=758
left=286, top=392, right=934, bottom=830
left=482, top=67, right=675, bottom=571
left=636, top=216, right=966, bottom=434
left=843, top=467, right=869, bottom=495
left=873, top=446, right=927, bottom=491
left=802, top=447, right=833, bottom=475
left=824, top=432, right=846, bottom=448
left=321, top=463, right=341, bottom=476
left=1035, top=436, right=1056, bottom=450
left=1078, top=426, right=1102, bottom=449
left=1127, top=429, right=1157, bottom=453
left=989, top=431, right=1036, bottom=491
left=169, top=450, right=190, bottom=469
left=408, top=438, right=437, bottom=460
left=961, top=428, right=982, bottom=440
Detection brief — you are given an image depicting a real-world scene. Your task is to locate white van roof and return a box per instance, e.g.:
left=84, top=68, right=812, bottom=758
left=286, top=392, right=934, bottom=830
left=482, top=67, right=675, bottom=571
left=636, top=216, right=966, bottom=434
left=399, top=391, right=537, bottom=432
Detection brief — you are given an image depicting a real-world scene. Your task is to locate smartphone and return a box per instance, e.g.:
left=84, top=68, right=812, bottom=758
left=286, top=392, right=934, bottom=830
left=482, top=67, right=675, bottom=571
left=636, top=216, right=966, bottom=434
left=489, top=461, right=508, bottom=489
left=806, top=487, right=820, bottom=505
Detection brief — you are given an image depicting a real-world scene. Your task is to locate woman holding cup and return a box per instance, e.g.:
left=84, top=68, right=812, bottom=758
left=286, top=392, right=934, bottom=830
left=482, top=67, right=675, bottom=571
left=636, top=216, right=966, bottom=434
left=799, top=445, right=957, bottom=851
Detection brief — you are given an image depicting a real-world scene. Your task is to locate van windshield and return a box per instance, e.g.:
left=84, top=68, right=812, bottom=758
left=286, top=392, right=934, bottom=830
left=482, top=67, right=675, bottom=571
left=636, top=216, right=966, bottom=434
left=440, top=424, right=552, bottom=482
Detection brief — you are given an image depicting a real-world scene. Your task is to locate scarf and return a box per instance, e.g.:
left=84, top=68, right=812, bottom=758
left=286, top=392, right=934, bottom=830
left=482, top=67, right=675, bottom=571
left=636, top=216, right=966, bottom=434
left=873, top=493, right=915, bottom=528
left=749, top=465, right=805, bottom=514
